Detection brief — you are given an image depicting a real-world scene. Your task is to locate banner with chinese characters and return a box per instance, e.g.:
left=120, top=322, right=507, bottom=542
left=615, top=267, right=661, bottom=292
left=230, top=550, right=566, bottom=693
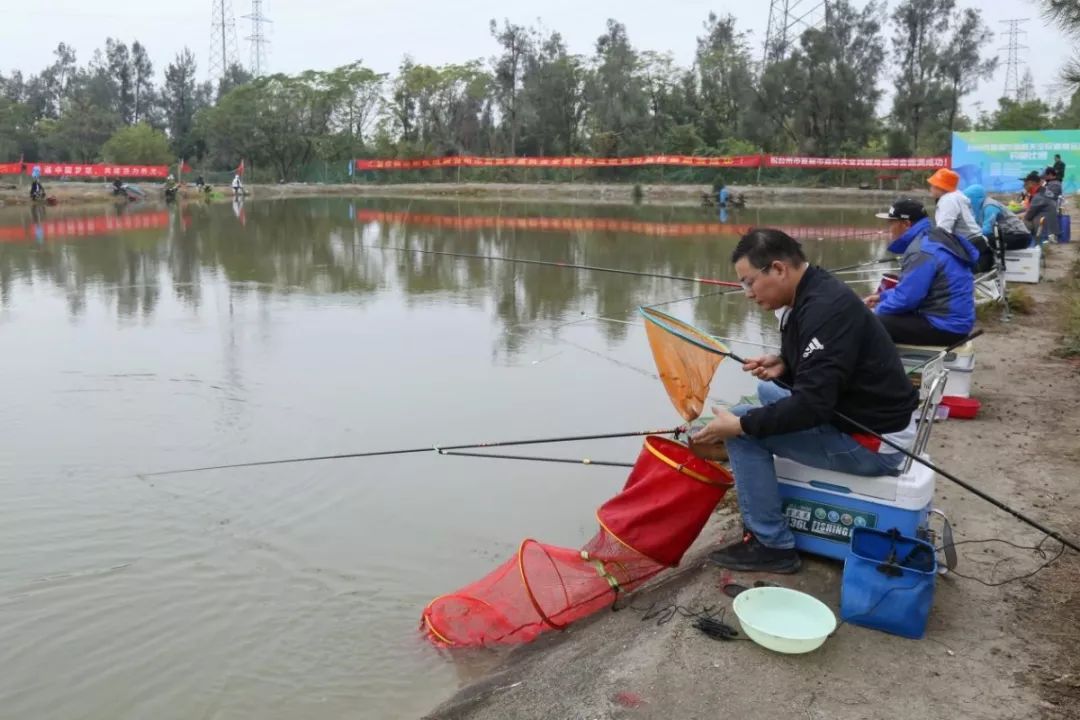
left=765, top=155, right=949, bottom=171
left=951, top=130, right=1080, bottom=194
left=0, top=162, right=23, bottom=175
left=355, top=154, right=952, bottom=173
left=355, top=155, right=763, bottom=171
left=19, top=163, right=170, bottom=179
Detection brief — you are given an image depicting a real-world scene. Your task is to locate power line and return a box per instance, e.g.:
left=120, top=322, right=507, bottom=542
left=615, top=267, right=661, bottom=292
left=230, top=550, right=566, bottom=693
left=209, top=0, right=239, bottom=81
left=763, top=0, right=830, bottom=65
left=1000, top=18, right=1030, bottom=101
left=243, top=0, right=272, bottom=78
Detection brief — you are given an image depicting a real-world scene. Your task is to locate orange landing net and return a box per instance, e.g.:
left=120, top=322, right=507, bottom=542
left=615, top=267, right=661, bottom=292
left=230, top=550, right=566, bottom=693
left=640, top=306, right=733, bottom=422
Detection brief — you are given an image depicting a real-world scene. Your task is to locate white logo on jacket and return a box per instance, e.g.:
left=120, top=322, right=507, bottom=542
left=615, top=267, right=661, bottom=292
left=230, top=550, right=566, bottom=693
left=802, top=337, right=824, bottom=359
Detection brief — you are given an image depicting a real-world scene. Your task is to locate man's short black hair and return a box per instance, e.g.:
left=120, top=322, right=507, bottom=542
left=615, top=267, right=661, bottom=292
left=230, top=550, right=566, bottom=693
left=731, top=228, right=807, bottom=267
left=1056, top=154, right=1062, bottom=159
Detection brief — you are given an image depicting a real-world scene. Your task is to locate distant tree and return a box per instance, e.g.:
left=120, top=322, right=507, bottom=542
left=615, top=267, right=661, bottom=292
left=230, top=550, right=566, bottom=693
left=101, top=123, right=174, bottom=164
left=889, top=0, right=954, bottom=155
left=131, top=42, right=154, bottom=124
left=105, top=38, right=134, bottom=123
left=938, top=8, right=997, bottom=141
left=489, top=19, right=530, bottom=155
left=162, top=48, right=207, bottom=159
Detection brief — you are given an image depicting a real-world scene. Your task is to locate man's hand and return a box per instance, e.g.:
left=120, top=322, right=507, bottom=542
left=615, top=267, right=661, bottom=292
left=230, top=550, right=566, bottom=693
left=741, top=354, right=786, bottom=381
left=864, top=293, right=881, bottom=309
left=688, top=408, right=744, bottom=447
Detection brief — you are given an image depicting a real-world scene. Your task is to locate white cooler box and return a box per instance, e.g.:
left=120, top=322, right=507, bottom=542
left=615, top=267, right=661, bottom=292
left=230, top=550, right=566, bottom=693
left=775, top=456, right=936, bottom=561
left=1004, top=246, right=1041, bottom=284
left=897, top=341, right=976, bottom=398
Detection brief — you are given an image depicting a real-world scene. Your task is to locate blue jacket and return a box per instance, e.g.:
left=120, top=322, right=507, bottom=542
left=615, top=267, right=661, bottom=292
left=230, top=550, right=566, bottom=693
left=964, top=184, right=1032, bottom=242
left=876, top=217, right=978, bottom=335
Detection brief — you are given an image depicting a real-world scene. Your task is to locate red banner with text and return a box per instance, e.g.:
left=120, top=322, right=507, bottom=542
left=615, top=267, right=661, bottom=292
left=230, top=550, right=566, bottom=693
left=355, top=154, right=763, bottom=171
left=355, top=154, right=951, bottom=172
left=20, top=163, right=170, bottom=179
left=1, top=162, right=171, bottom=178
left=765, top=155, right=950, bottom=170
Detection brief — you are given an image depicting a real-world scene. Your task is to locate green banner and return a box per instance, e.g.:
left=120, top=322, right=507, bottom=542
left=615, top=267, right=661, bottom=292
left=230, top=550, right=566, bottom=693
left=952, top=129, right=1080, bottom=194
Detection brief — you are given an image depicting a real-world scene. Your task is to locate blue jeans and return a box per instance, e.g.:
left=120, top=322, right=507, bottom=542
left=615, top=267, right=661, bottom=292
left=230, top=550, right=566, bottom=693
left=725, top=382, right=904, bottom=549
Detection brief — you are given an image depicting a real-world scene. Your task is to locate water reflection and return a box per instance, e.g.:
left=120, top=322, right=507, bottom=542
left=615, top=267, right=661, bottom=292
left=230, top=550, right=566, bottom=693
left=0, top=197, right=891, bottom=351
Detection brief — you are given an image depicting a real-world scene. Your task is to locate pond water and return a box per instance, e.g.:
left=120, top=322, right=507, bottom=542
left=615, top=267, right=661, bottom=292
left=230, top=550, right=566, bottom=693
left=0, top=196, right=889, bottom=719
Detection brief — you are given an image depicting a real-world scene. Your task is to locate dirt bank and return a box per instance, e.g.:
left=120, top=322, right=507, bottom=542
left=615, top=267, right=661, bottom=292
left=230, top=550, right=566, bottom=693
left=1, top=180, right=929, bottom=210
left=424, top=243, right=1080, bottom=720
left=0, top=181, right=210, bottom=208
left=250, top=181, right=924, bottom=208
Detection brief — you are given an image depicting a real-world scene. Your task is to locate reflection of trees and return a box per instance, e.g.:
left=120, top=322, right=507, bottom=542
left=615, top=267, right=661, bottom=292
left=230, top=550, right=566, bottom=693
left=0, top=197, right=882, bottom=358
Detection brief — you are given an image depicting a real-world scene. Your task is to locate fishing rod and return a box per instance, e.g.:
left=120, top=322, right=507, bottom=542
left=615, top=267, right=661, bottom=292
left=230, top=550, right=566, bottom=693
left=438, top=450, right=634, bottom=468
left=706, top=344, right=1080, bottom=555
left=142, top=427, right=679, bottom=477
left=374, top=244, right=743, bottom=288
left=826, top=257, right=896, bottom=274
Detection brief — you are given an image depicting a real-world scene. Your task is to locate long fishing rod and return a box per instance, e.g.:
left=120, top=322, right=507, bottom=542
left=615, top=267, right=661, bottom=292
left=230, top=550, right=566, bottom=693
left=826, top=257, right=896, bottom=274
left=375, top=244, right=742, bottom=288
left=143, top=427, right=679, bottom=477
left=710, top=345, right=1080, bottom=555
left=439, top=450, right=634, bottom=468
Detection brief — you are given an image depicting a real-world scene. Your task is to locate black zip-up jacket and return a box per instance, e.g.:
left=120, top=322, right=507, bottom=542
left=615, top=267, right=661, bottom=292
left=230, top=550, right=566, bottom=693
left=740, top=265, right=919, bottom=438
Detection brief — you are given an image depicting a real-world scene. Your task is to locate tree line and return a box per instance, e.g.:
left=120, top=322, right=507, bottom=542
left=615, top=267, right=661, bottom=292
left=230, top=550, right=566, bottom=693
left=2, top=0, right=1079, bottom=181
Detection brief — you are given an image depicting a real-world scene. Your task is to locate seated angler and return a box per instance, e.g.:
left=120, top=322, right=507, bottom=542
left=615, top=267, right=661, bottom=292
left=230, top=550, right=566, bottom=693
left=963, top=184, right=1034, bottom=251
left=865, top=199, right=978, bottom=347
left=688, top=229, right=919, bottom=573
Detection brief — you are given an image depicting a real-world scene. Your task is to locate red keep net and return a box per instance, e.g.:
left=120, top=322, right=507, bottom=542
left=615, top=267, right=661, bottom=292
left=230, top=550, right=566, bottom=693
left=421, top=436, right=732, bottom=647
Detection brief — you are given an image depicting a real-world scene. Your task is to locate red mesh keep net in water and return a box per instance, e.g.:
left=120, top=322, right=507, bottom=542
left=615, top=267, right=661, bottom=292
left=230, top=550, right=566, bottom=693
left=421, top=436, right=732, bottom=646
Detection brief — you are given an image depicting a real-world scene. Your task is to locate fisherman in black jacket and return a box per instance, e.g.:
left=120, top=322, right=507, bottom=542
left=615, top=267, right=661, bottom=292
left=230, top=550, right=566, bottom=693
left=690, top=229, right=919, bottom=573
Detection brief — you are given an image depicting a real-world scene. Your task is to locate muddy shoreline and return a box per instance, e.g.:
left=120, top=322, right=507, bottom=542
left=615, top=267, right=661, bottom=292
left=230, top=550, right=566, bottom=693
left=423, top=244, right=1080, bottom=720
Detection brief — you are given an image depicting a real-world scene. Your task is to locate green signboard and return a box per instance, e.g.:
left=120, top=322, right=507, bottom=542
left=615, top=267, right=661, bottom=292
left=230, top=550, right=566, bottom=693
left=952, top=129, right=1080, bottom=194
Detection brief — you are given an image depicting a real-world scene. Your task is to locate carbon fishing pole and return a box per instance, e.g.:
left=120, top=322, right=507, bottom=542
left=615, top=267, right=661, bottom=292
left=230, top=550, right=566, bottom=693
left=142, top=427, right=679, bottom=477
left=374, top=244, right=743, bottom=288
left=709, top=345, right=1080, bottom=555
left=438, top=450, right=634, bottom=468
left=826, top=257, right=896, bottom=274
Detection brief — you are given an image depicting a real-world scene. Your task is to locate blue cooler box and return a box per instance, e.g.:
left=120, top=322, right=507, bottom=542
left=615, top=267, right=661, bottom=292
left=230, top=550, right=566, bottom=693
left=774, top=457, right=935, bottom=561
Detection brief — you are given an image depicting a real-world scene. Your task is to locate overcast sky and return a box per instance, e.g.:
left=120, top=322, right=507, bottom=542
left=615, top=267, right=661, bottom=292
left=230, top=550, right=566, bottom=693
left=6, top=0, right=1071, bottom=117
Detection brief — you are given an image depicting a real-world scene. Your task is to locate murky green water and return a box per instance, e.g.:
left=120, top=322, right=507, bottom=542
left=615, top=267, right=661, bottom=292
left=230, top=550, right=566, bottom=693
left=0, top=196, right=889, bottom=719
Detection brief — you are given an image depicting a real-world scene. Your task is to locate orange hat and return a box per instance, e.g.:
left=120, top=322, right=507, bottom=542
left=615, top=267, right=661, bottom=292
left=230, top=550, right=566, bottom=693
left=927, top=168, right=959, bottom=193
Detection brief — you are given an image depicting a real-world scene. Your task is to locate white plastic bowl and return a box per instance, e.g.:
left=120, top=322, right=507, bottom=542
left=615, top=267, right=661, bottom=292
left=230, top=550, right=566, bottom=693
left=732, top=587, right=837, bottom=654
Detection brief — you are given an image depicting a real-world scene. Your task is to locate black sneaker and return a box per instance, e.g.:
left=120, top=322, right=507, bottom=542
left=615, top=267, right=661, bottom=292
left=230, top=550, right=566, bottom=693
left=708, top=534, right=801, bottom=574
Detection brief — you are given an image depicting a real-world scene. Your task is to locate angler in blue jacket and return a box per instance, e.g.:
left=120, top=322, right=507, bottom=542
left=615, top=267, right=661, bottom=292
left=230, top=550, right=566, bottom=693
left=866, top=198, right=978, bottom=346
left=963, top=184, right=1033, bottom=251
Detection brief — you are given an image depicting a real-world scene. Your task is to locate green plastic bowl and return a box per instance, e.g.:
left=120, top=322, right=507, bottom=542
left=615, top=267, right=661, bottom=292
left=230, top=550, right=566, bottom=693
left=732, top=587, right=837, bottom=654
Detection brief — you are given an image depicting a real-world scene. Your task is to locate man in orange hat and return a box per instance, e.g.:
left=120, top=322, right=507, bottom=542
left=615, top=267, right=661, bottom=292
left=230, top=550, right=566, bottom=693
left=927, top=167, right=991, bottom=272
left=927, top=168, right=981, bottom=238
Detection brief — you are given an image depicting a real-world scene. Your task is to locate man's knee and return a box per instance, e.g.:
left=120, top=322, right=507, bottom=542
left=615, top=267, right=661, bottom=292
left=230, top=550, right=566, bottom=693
left=757, top=380, right=789, bottom=406
left=725, top=431, right=769, bottom=460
